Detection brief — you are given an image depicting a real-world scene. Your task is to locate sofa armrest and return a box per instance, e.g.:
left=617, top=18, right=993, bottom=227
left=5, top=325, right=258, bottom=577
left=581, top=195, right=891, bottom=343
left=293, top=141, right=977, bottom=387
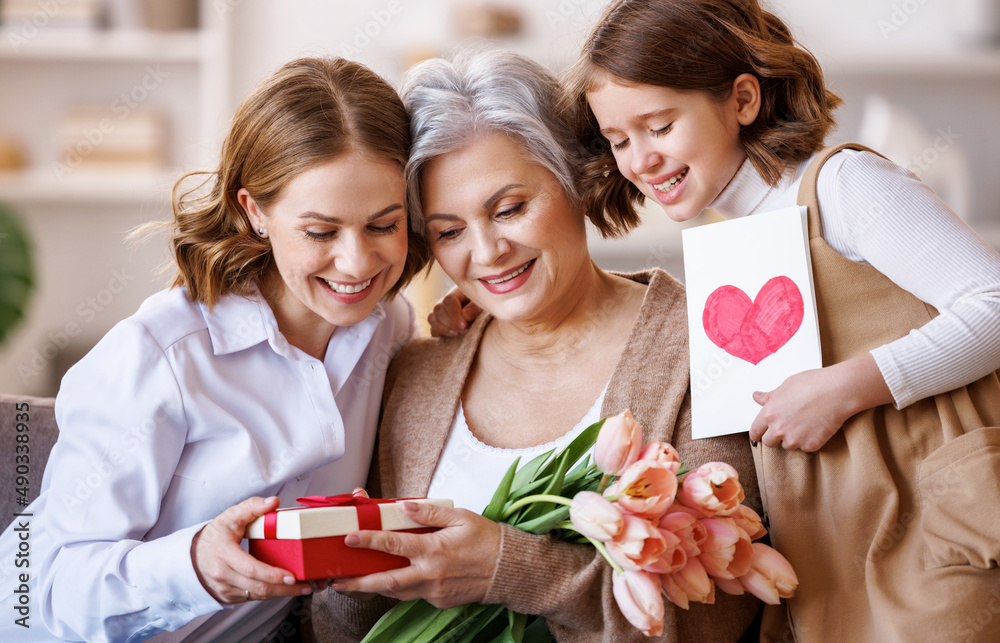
left=0, top=395, right=57, bottom=531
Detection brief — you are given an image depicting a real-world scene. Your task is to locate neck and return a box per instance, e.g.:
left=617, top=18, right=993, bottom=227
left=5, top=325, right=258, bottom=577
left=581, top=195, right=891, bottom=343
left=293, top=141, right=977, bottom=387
left=488, top=261, right=627, bottom=362
left=263, top=277, right=335, bottom=361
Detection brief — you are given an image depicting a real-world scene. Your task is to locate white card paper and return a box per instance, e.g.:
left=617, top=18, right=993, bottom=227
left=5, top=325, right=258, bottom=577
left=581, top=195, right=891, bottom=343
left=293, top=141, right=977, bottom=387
left=681, top=206, right=822, bottom=439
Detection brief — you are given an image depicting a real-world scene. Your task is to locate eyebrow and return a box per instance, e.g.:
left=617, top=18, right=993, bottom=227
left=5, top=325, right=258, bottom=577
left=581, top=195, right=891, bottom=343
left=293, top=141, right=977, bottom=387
left=424, top=183, right=526, bottom=223
left=599, top=108, right=677, bottom=136
left=298, top=204, right=402, bottom=223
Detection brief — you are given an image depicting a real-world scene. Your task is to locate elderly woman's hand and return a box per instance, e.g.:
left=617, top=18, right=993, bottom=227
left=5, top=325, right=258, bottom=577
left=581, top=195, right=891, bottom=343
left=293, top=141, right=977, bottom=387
left=329, top=501, right=501, bottom=608
left=428, top=287, right=482, bottom=338
left=191, top=496, right=315, bottom=604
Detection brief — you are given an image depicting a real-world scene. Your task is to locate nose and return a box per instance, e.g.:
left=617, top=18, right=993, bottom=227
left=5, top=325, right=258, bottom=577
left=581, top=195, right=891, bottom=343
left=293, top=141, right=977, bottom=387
left=628, top=137, right=663, bottom=179
left=469, top=222, right=511, bottom=267
left=334, top=231, right=378, bottom=279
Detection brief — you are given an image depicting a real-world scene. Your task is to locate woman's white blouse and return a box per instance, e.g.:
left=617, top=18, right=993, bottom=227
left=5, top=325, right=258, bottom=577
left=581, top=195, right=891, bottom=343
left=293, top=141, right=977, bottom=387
left=0, top=286, right=414, bottom=642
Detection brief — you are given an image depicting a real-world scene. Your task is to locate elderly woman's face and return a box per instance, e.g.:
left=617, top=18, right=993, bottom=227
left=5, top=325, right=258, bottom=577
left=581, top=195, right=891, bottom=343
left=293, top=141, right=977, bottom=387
left=421, top=133, right=589, bottom=324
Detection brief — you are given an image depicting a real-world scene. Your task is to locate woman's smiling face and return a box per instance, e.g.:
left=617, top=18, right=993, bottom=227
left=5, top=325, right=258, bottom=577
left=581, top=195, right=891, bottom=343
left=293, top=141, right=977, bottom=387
left=420, top=132, right=590, bottom=325
left=586, top=77, right=748, bottom=222
left=241, top=152, right=409, bottom=337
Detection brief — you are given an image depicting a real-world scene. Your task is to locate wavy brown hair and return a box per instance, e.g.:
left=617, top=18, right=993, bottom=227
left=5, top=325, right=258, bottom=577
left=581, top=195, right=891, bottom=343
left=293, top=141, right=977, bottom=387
left=562, top=0, right=842, bottom=227
left=166, top=57, right=430, bottom=308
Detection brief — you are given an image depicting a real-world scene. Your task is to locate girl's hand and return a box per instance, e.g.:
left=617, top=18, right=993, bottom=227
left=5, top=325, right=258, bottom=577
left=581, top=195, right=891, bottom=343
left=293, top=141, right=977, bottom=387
left=428, top=288, right=482, bottom=338
left=749, top=355, right=893, bottom=452
left=191, top=496, right=314, bottom=604
left=329, top=501, right=501, bottom=609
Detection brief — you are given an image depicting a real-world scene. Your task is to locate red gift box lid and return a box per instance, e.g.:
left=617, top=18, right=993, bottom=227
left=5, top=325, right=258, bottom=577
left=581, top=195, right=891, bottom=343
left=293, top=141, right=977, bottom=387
left=245, top=495, right=454, bottom=540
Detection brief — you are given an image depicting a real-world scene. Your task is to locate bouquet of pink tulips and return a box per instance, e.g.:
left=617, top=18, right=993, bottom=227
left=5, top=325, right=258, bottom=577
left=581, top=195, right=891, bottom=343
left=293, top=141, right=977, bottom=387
left=362, top=410, right=797, bottom=642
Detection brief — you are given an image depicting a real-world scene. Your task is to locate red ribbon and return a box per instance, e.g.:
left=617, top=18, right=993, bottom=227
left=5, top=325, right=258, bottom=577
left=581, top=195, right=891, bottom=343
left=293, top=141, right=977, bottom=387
left=263, top=495, right=416, bottom=539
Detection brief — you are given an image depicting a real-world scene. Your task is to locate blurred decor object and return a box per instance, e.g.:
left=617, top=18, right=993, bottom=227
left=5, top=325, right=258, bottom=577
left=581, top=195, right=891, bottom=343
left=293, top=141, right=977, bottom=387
left=858, top=94, right=971, bottom=221
left=141, top=0, right=198, bottom=31
left=0, top=138, right=27, bottom=171
left=452, top=2, right=524, bottom=38
left=0, top=0, right=104, bottom=30
left=952, top=0, right=1000, bottom=47
left=0, top=203, right=35, bottom=347
left=56, top=106, right=168, bottom=172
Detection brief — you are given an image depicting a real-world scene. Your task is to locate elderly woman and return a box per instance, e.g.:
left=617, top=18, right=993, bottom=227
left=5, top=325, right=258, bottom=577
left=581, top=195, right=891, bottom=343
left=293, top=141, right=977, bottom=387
left=0, top=57, right=428, bottom=642
left=309, top=50, right=760, bottom=642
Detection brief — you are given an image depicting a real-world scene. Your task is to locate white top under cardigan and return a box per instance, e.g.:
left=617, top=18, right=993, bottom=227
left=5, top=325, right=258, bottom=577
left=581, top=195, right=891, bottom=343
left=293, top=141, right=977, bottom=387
left=428, top=385, right=608, bottom=513
left=0, top=286, right=415, bottom=643
left=709, top=149, right=1000, bottom=409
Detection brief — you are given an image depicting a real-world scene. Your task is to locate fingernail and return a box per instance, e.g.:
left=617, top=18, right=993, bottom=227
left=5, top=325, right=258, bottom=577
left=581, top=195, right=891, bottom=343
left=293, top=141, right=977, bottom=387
left=403, top=501, right=418, bottom=512
left=301, top=586, right=313, bottom=595
left=283, top=576, right=295, bottom=585
left=459, top=321, right=467, bottom=329
left=329, top=582, right=344, bottom=591
left=265, top=496, right=279, bottom=503
left=345, top=534, right=360, bottom=546
left=449, top=330, right=457, bottom=336
left=751, top=440, right=758, bottom=447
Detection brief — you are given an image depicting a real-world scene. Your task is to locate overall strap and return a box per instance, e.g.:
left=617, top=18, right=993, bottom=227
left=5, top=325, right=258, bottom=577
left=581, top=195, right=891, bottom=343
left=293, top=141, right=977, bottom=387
left=796, top=143, right=887, bottom=239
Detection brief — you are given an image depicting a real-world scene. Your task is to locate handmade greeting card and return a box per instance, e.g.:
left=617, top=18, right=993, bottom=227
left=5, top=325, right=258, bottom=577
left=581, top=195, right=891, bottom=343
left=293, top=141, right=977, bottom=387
left=682, top=206, right=821, bottom=439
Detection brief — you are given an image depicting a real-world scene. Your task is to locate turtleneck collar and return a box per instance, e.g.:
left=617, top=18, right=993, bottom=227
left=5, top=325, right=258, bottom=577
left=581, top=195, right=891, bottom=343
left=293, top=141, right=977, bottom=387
left=709, top=156, right=801, bottom=220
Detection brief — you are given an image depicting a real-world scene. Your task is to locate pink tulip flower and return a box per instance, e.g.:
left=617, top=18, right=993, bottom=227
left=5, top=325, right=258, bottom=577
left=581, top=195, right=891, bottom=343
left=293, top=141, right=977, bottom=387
left=731, top=504, right=767, bottom=541
left=697, top=517, right=753, bottom=580
left=612, top=570, right=665, bottom=637
left=661, top=557, right=715, bottom=610
left=606, top=460, right=678, bottom=520
left=713, top=576, right=745, bottom=596
left=570, top=491, right=624, bottom=542
left=676, top=462, right=745, bottom=516
left=739, top=543, right=799, bottom=605
left=643, top=528, right=687, bottom=574
left=607, top=514, right=667, bottom=572
left=594, top=410, right=643, bottom=476
left=638, top=441, right=681, bottom=474
left=659, top=511, right=708, bottom=557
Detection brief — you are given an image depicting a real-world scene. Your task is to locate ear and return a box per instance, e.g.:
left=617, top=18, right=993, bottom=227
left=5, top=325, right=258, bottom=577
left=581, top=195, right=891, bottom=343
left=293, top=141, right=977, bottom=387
left=237, top=188, right=267, bottom=234
left=731, top=73, right=761, bottom=126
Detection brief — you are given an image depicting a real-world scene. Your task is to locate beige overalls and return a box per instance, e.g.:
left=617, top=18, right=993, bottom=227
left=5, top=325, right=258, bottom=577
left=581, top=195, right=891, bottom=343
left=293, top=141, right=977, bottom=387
left=756, top=143, right=1000, bottom=643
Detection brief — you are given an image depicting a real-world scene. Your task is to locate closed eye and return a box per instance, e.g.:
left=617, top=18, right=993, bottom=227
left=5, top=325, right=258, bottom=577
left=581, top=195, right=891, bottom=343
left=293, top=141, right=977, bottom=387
left=497, top=202, right=525, bottom=218
left=652, top=123, right=673, bottom=136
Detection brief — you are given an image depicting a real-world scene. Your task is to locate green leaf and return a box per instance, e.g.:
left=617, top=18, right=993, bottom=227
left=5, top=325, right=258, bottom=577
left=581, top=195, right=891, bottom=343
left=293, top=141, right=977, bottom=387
left=503, top=475, right=554, bottom=503
left=522, top=616, right=554, bottom=643
left=507, top=608, right=527, bottom=641
left=412, top=605, right=477, bottom=643
left=362, top=599, right=434, bottom=642
left=516, top=505, right=571, bottom=534
left=481, top=456, right=520, bottom=522
left=445, top=604, right=506, bottom=643
left=535, top=419, right=603, bottom=480
left=511, top=448, right=555, bottom=489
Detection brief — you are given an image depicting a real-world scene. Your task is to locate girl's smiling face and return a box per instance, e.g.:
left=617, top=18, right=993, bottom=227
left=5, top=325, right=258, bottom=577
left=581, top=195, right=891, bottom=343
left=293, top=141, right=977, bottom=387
left=586, top=76, right=757, bottom=222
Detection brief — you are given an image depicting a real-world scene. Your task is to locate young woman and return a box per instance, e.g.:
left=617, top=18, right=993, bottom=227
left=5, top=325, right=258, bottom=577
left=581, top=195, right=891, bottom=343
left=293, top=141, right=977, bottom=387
left=0, top=57, right=429, bottom=642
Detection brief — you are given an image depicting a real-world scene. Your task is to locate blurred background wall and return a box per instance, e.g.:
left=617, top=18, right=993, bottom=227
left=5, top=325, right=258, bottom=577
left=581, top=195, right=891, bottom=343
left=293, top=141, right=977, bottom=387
left=1, top=0, right=998, bottom=396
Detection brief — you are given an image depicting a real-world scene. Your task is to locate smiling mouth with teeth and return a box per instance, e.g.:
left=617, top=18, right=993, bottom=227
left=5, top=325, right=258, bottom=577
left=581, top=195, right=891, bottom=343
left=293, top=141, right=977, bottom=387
left=483, top=260, right=534, bottom=285
left=654, top=168, right=689, bottom=192
left=323, top=276, right=373, bottom=294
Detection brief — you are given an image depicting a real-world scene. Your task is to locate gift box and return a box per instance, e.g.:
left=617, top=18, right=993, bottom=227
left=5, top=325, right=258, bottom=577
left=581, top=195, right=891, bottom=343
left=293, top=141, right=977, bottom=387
left=245, top=495, right=453, bottom=580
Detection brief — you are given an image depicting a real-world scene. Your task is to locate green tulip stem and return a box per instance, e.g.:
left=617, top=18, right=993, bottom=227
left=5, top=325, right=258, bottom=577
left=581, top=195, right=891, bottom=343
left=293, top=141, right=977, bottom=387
left=596, top=473, right=611, bottom=494
left=554, top=520, right=624, bottom=575
left=502, top=494, right=573, bottom=519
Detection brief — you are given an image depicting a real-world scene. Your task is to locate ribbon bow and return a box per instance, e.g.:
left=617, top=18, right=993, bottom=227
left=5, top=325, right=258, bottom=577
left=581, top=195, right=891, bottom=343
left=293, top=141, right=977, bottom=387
left=263, top=494, right=416, bottom=539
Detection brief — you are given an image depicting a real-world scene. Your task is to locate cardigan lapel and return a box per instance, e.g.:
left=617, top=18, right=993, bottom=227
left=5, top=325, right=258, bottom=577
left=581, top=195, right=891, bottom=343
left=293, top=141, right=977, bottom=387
left=381, top=312, right=494, bottom=498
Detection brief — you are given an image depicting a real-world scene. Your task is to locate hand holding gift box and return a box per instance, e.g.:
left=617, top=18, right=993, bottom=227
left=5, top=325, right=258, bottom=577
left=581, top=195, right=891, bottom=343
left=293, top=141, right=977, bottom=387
left=246, top=491, right=453, bottom=580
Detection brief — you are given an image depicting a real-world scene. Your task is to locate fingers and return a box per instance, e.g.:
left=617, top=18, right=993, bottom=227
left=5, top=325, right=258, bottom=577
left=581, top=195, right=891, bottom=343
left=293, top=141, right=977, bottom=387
left=749, top=406, right=768, bottom=443
left=428, top=290, right=478, bottom=337
left=351, top=487, right=370, bottom=499
left=461, top=300, right=483, bottom=323
left=192, top=496, right=314, bottom=604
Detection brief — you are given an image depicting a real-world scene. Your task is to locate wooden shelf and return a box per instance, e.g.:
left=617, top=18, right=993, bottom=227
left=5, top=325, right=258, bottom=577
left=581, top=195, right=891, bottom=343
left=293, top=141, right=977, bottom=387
left=823, top=46, right=1000, bottom=78
left=0, top=168, right=178, bottom=205
left=0, top=28, right=204, bottom=63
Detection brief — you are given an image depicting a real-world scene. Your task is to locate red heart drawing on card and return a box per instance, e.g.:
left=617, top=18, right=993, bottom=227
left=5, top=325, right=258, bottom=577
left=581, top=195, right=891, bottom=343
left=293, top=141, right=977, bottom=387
left=702, top=276, right=804, bottom=365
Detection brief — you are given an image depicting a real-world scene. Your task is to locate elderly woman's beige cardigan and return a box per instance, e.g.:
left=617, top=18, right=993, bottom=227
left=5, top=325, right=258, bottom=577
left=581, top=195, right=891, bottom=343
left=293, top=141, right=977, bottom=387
left=310, top=269, right=762, bottom=642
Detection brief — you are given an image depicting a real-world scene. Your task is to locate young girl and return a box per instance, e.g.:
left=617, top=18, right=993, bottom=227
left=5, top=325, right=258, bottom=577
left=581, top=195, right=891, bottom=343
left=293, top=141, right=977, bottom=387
left=0, top=57, right=429, bottom=642
left=564, top=1, right=1000, bottom=641
left=430, top=0, right=1000, bottom=640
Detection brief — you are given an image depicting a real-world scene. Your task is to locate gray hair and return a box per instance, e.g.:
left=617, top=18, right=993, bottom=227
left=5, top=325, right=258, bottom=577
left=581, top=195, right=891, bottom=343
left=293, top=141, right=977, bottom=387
left=400, top=49, right=582, bottom=234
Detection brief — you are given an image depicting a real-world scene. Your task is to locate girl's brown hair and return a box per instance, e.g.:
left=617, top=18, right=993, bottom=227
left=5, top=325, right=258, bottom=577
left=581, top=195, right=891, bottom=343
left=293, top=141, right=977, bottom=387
left=168, top=57, right=430, bottom=307
left=562, top=0, right=842, bottom=227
